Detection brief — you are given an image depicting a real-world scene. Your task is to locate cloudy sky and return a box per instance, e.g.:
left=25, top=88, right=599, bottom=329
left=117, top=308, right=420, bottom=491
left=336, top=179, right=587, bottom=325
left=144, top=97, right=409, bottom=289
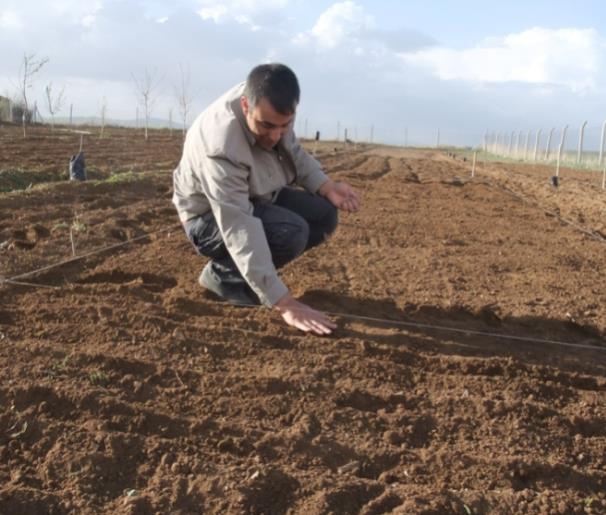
left=1, top=0, right=606, bottom=147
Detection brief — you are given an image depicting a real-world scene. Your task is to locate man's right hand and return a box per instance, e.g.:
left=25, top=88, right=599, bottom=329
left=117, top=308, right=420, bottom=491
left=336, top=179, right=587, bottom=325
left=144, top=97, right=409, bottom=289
left=275, top=293, right=337, bottom=335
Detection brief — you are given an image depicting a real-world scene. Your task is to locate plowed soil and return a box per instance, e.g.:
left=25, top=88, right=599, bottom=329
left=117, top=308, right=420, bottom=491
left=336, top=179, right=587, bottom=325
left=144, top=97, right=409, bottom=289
left=1, top=124, right=605, bottom=514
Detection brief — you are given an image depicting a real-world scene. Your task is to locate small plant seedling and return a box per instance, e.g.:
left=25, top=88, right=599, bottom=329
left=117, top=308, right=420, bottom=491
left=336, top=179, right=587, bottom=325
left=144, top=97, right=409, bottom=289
left=463, top=505, right=473, bottom=515
left=89, top=370, right=110, bottom=386
left=54, top=354, right=70, bottom=372
left=45, top=354, right=71, bottom=377
left=71, top=217, right=87, bottom=233
left=52, top=221, right=69, bottom=231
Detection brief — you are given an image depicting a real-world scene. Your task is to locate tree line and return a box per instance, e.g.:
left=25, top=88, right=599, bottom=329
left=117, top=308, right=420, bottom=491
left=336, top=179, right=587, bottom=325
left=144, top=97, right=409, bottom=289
left=2, top=53, right=195, bottom=140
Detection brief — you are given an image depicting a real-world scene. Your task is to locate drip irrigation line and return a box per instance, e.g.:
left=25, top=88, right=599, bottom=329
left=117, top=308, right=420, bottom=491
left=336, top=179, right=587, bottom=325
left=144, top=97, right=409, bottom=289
left=1, top=224, right=181, bottom=286
left=2, top=215, right=604, bottom=353
left=3, top=280, right=60, bottom=290
left=223, top=302, right=606, bottom=352
left=488, top=180, right=606, bottom=244
left=1, top=166, right=604, bottom=353
left=470, top=162, right=606, bottom=244
left=324, top=311, right=605, bottom=352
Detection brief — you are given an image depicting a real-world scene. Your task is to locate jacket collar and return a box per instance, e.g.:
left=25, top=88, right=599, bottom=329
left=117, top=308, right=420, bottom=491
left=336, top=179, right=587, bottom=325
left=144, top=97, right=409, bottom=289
left=233, top=96, right=257, bottom=147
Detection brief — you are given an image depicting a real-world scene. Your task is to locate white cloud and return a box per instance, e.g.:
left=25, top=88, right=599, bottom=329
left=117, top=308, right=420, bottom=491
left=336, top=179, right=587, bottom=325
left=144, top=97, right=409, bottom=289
left=293, top=1, right=433, bottom=56
left=196, top=0, right=289, bottom=28
left=294, top=1, right=374, bottom=49
left=81, top=14, right=96, bottom=28
left=197, top=4, right=227, bottom=22
left=47, top=0, right=104, bottom=27
left=0, top=1, right=103, bottom=29
left=310, top=1, right=374, bottom=49
left=401, top=27, right=603, bottom=93
left=0, top=9, right=22, bottom=29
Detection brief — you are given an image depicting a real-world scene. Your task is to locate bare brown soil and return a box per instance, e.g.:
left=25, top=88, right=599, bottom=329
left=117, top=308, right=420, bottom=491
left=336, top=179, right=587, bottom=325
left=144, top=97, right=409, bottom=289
left=1, top=125, right=605, bottom=514
left=0, top=123, right=183, bottom=191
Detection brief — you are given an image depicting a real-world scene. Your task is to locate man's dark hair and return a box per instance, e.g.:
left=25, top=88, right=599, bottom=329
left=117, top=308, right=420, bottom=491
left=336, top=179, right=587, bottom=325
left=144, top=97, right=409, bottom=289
left=244, top=63, right=300, bottom=115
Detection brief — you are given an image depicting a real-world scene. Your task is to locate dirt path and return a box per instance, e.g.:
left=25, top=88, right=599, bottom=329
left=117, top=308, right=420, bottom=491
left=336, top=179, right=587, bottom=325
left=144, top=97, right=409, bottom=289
left=1, top=130, right=605, bottom=513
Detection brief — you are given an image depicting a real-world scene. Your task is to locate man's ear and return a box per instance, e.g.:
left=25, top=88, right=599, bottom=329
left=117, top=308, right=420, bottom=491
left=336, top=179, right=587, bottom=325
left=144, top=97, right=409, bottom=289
left=240, top=96, right=249, bottom=116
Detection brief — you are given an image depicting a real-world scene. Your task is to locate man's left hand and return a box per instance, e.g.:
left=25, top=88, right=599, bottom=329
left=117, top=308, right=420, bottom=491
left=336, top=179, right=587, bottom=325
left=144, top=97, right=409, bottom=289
left=318, top=180, right=360, bottom=212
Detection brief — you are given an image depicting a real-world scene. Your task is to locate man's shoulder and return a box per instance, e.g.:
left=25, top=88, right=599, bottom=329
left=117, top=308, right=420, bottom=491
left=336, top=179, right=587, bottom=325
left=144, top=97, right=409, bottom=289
left=189, top=83, right=252, bottom=167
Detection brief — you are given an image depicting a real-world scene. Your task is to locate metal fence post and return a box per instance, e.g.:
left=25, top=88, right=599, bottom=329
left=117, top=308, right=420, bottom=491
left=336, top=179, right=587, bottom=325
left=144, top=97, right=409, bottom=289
left=545, top=127, right=555, bottom=161
left=533, top=129, right=542, bottom=162
left=599, top=120, right=606, bottom=168
left=559, top=125, right=568, bottom=162
left=577, top=120, right=587, bottom=164
left=524, top=130, right=531, bottom=160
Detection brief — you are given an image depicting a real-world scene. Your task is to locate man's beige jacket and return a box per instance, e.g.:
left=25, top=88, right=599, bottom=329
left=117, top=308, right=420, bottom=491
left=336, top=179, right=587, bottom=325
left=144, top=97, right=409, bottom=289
left=172, top=83, right=329, bottom=306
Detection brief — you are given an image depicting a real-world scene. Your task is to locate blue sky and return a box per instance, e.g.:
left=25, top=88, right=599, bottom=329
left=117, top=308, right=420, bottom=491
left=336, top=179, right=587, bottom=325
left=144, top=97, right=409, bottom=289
left=1, top=0, right=605, bottom=148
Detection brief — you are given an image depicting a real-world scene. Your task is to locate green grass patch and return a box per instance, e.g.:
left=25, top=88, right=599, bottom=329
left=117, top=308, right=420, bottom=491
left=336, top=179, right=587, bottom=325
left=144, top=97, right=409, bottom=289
left=102, top=171, right=140, bottom=184
left=0, top=169, right=65, bottom=193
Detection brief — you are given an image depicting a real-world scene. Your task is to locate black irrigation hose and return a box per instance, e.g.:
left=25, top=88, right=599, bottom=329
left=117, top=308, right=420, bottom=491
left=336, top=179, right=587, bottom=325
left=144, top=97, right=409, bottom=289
left=0, top=224, right=181, bottom=285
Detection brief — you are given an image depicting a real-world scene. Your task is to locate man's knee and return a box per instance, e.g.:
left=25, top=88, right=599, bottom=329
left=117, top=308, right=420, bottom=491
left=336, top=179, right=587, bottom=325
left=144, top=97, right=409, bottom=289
left=322, top=201, right=338, bottom=237
left=279, top=219, right=309, bottom=258
left=184, top=214, right=226, bottom=259
left=308, top=198, right=338, bottom=249
left=267, top=217, right=310, bottom=268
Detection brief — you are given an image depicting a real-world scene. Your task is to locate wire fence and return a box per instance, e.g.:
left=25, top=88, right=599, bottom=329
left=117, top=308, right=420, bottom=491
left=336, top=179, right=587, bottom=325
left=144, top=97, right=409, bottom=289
left=480, top=123, right=606, bottom=173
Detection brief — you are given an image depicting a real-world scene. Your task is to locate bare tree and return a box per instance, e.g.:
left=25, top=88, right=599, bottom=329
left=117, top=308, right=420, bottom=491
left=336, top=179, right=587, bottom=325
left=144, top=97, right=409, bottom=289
left=15, top=53, right=48, bottom=137
left=44, top=82, right=66, bottom=130
left=174, top=63, right=193, bottom=138
left=99, top=96, right=108, bottom=138
left=132, top=68, right=163, bottom=140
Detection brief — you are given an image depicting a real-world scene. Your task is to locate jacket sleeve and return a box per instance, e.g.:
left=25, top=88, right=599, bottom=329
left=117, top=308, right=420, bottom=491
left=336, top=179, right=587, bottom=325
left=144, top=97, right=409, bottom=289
left=287, top=131, right=330, bottom=193
left=196, top=155, right=289, bottom=306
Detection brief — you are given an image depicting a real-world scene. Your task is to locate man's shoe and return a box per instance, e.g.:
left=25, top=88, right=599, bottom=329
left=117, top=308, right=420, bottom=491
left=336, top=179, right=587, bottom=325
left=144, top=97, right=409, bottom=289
left=199, top=262, right=261, bottom=307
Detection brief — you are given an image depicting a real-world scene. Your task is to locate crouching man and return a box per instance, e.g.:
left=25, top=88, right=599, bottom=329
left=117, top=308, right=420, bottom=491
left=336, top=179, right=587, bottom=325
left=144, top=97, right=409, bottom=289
left=172, top=63, right=359, bottom=335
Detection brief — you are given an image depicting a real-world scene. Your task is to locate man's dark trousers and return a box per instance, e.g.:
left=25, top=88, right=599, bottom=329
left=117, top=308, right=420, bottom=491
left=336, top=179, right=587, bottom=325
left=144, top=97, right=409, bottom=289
left=184, top=187, right=338, bottom=304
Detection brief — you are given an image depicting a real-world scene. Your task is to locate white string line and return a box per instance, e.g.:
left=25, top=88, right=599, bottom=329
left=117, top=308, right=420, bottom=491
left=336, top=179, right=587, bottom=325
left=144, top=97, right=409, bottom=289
left=0, top=224, right=181, bottom=286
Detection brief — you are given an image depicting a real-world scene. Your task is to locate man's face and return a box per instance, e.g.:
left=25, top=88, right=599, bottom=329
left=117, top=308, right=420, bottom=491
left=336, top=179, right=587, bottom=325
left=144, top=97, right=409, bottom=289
left=241, top=95, right=295, bottom=150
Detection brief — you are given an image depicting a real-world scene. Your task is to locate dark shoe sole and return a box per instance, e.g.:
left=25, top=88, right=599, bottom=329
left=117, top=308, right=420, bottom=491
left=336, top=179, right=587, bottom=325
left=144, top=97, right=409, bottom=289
left=199, top=264, right=261, bottom=307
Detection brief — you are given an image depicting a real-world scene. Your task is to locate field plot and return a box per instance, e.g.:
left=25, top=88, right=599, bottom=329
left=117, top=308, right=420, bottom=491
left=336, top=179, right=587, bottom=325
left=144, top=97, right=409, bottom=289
left=1, top=126, right=605, bottom=514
